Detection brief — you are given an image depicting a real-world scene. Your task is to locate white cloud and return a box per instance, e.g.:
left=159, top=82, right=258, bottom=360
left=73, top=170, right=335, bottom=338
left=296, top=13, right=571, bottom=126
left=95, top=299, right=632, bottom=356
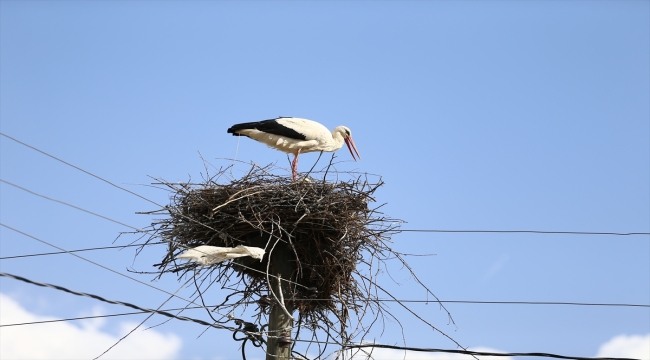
left=0, top=293, right=182, bottom=360
left=597, top=333, right=650, bottom=360
left=345, top=346, right=513, bottom=360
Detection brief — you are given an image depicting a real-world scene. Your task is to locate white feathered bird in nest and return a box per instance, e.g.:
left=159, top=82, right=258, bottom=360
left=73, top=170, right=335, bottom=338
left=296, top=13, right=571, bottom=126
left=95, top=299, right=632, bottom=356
left=227, top=117, right=361, bottom=181
left=177, top=245, right=265, bottom=266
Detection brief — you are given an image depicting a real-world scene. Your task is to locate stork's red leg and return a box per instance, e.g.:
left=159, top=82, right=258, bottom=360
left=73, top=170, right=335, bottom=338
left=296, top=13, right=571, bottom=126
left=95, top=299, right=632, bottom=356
left=292, top=150, right=300, bottom=181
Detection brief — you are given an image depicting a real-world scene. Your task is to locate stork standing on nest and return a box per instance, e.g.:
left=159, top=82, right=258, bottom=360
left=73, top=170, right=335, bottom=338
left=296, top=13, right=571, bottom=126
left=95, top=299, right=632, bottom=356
left=227, top=117, right=361, bottom=180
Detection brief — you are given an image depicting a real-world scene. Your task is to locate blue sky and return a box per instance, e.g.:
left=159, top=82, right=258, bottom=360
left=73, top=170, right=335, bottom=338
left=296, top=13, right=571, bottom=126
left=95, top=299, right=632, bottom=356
left=1, top=1, right=648, bottom=359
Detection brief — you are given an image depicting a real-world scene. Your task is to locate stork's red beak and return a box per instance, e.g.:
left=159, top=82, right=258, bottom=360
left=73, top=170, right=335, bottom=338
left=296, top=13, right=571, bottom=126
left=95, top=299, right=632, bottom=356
left=344, top=137, right=361, bottom=161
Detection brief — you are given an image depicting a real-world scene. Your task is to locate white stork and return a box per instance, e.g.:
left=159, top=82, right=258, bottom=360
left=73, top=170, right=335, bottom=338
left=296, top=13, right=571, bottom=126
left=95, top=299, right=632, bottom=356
left=177, top=245, right=265, bottom=266
left=227, top=117, right=361, bottom=180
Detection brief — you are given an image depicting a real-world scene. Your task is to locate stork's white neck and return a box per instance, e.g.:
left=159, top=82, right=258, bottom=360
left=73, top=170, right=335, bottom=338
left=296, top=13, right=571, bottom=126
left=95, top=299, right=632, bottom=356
left=325, top=126, right=347, bottom=152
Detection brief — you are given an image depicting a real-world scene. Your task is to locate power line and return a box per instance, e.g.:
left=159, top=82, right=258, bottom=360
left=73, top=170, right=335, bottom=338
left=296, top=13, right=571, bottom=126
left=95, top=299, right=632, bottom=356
left=4, top=228, right=644, bottom=310
left=3, top=224, right=646, bottom=310
left=343, top=344, right=641, bottom=360
left=2, top=295, right=645, bottom=328
left=0, top=299, right=650, bottom=327
left=0, top=241, right=165, bottom=260
left=0, top=223, right=227, bottom=317
left=0, top=132, right=161, bottom=207
left=0, top=137, right=234, bottom=246
left=1, top=222, right=312, bottom=315
left=2, top=296, right=645, bottom=328
left=0, top=271, right=295, bottom=342
left=403, top=299, right=650, bottom=307
left=2, top=271, right=643, bottom=360
left=3, top=132, right=648, bottom=239
left=0, top=178, right=143, bottom=231
left=398, top=229, right=650, bottom=236
left=0, top=271, right=231, bottom=331
left=1, top=306, right=208, bottom=327
left=290, top=299, right=649, bottom=308
left=3, top=132, right=648, bottom=357
left=5, top=232, right=645, bottom=308
left=3, top=311, right=153, bottom=327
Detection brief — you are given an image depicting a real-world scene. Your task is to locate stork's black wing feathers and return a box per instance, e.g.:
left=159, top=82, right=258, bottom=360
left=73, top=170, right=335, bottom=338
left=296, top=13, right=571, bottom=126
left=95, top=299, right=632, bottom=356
left=227, top=118, right=307, bottom=141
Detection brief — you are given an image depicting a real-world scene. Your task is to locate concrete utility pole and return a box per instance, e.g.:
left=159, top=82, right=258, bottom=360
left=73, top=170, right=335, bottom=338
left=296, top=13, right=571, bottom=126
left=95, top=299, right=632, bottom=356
left=266, top=248, right=295, bottom=360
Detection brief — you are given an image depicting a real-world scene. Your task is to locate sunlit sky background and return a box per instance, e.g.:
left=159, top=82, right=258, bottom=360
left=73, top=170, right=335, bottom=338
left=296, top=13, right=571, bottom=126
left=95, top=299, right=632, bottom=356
left=1, top=1, right=649, bottom=359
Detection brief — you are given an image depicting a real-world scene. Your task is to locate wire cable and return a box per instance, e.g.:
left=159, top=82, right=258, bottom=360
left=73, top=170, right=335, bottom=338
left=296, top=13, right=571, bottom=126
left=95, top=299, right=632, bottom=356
left=286, top=298, right=650, bottom=308
left=3, top=224, right=647, bottom=310
left=1, top=306, right=209, bottom=327
left=0, top=271, right=230, bottom=331
left=0, top=241, right=165, bottom=260
left=1, top=271, right=643, bottom=360
left=343, top=343, right=641, bottom=360
left=0, top=132, right=162, bottom=207
left=401, top=299, right=650, bottom=307
left=0, top=178, right=144, bottom=231
left=398, top=229, right=650, bottom=236
left=0, top=271, right=294, bottom=344
left=0, top=223, right=229, bottom=318
left=1, top=297, right=645, bottom=328
left=3, top=132, right=647, bottom=239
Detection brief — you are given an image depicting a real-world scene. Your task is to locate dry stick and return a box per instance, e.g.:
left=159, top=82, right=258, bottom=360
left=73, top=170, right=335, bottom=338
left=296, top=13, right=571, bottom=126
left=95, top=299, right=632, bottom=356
left=145, top=269, right=228, bottom=332
left=392, top=251, right=456, bottom=326
left=265, top=239, right=295, bottom=322
left=321, top=153, right=337, bottom=186
left=212, top=190, right=264, bottom=212
left=358, top=274, right=476, bottom=360
left=145, top=268, right=230, bottom=330
left=277, top=219, right=303, bottom=278
left=278, top=275, right=286, bottom=316
left=304, top=150, right=324, bottom=180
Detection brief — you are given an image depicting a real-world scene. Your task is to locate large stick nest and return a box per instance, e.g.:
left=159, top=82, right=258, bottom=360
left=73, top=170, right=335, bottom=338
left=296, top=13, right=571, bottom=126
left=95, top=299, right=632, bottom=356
left=145, top=163, right=399, bottom=322
left=136, top=162, right=462, bottom=358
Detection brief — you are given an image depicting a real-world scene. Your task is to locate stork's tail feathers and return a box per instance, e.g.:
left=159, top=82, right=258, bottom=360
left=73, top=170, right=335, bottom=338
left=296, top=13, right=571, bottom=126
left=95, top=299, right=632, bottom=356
left=227, top=122, right=260, bottom=136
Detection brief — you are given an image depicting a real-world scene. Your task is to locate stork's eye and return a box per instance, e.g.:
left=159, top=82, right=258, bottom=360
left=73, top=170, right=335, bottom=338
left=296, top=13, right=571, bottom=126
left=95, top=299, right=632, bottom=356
left=345, top=129, right=350, bottom=136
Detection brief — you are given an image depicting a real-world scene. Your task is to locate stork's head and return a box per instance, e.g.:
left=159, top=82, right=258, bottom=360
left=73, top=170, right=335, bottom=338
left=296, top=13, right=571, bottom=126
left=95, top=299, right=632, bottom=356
left=334, top=126, right=361, bottom=161
left=233, top=245, right=265, bottom=262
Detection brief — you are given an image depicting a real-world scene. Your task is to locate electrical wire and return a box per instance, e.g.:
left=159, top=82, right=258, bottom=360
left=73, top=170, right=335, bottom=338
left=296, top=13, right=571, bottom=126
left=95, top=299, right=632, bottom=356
left=343, top=343, right=641, bottom=360
left=284, top=299, right=649, bottom=308
left=5, top=234, right=646, bottom=309
left=3, top=132, right=647, bottom=238
left=0, top=271, right=294, bottom=343
left=1, top=306, right=209, bottom=327
left=2, top=298, right=645, bottom=329
left=0, top=271, right=231, bottom=331
left=0, top=132, right=162, bottom=207
left=0, top=242, right=165, bottom=260
left=1, top=222, right=315, bottom=315
left=3, top=132, right=648, bottom=359
left=2, top=271, right=642, bottom=360
left=398, top=229, right=650, bottom=236
left=0, top=178, right=144, bottom=231
left=0, top=223, right=230, bottom=319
